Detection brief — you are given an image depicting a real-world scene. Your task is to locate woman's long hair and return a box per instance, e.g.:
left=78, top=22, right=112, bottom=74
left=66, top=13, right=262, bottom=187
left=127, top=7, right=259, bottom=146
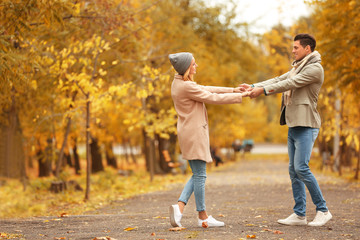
left=182, top=58, right=194, bottom=81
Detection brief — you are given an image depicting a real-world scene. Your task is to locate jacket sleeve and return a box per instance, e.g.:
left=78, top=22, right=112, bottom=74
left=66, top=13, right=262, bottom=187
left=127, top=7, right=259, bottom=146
left=184, top=82, right=242, bottom=104
left=263, top=63, right=323, bottom=95
left=254, top=72, right=289, bottom=88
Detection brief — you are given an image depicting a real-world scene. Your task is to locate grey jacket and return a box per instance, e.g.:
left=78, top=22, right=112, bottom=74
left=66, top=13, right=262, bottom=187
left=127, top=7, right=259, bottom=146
left=254, top=53, right=324, bottom=128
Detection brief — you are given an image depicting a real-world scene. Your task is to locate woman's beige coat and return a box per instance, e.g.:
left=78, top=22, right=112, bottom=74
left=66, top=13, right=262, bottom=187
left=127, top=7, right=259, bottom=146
left=171, top=74, right=243, bottom=163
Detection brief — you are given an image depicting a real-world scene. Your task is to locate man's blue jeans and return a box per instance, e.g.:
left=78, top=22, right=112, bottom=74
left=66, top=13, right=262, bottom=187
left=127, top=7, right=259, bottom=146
left=288, top=127, right=328, bottom=216
left=178, top=160, right=207, bottom=212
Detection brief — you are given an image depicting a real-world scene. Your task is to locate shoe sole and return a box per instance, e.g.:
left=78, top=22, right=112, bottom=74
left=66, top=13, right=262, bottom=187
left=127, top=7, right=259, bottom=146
left=308, top=216, right=332, bottom=227
left=277, top=220, right=307, bottom=226
left=169, top=205, right=179, bottom=227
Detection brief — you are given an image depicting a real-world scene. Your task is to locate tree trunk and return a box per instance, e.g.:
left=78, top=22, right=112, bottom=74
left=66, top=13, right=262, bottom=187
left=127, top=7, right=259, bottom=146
left=157, top=135, right=171, bottom=173
left=85, top=96, right=91, bottom=201
left=73, top=139, right=81, bottom=175
left=143, top=130, right=150, bottom=172
left=37, top=139, right=53, bottom=177
left=90, top=137, right=104, bottom=173
left=149, top=137, right=155, bottom=182
left=55, top=117, right=72, bottom=178
left=105, top=142, right=117, bottom=168
left=128, top=140, right=137, bottom=165
left=354, top=149, right=360, bottom=180
left=333, top=91, right=341, bottom=174
left=0, top=90, right=26, bottom=179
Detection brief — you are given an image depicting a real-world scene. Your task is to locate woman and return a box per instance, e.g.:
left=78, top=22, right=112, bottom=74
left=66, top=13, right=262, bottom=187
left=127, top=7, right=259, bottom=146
left=169, top=52, right=248, bottom=228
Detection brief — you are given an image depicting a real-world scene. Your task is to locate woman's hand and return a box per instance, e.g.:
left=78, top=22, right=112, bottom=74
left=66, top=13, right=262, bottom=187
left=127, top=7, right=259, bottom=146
left=233, top=87, right=246, bottom=93
left=238, top=83, right=253, bottom=91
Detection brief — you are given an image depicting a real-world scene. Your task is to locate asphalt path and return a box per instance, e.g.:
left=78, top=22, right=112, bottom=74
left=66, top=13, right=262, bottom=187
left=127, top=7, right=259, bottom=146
left=1, top=158, right=359, bottom=240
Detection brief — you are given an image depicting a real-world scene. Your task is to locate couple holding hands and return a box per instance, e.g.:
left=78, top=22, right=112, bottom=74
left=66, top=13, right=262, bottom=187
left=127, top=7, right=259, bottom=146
left=168, top=33, right=332, bottom=229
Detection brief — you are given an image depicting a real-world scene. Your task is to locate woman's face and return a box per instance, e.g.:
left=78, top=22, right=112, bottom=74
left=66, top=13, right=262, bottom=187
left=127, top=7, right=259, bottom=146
left=189, top=59, right=198, bottom=75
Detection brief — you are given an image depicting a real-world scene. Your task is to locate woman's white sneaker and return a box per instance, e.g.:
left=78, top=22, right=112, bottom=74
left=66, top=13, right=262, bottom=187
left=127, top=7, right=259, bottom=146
left=308, top=211, right=332, bottom=227
left=169, top=204, right=183, bottom=227
left=277, top=213, right=307, bottom=225
left=198, top=215, right=225, bottom=227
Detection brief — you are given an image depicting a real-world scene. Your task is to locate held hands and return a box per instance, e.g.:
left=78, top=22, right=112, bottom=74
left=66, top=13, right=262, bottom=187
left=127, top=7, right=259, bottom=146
left=237, top=83, right=264, bottom=99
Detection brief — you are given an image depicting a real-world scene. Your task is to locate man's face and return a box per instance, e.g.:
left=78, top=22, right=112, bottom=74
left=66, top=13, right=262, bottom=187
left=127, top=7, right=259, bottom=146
left=292, top=40, right=310, bottom=61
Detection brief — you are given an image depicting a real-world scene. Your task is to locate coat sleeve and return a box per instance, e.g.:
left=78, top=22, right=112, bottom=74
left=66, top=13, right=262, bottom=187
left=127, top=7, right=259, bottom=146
left=199, top=85, right=234, bottom=93
left=263, top=64, right=323, bottom=95
left=184, top=82, right=242, bottom=104
left=254, top=72, right=289, bottom=88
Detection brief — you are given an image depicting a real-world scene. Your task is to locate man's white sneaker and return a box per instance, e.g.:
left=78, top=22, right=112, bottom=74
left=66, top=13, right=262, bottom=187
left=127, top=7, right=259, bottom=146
left=308, top=211, right=332, bottom=227
left=198, top=215, right=225, bottom=227
left=169, top=204, right=182, bottom=227
left=277, top=213, right=307, bottom=226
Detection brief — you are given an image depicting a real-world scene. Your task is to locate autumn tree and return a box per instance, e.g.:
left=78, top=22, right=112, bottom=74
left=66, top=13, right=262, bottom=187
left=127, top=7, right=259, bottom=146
left=311, top=0, right=360, bottom=177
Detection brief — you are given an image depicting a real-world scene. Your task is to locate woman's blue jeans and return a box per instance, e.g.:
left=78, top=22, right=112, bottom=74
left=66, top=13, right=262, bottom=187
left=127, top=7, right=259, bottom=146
left=288, top=127, right=328, bottom=216
left=178, top=160, right=207, bottom=212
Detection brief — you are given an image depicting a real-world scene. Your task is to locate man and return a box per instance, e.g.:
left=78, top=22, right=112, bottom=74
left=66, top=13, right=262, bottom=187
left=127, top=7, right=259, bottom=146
left=241, top=34, right=332, bottom=227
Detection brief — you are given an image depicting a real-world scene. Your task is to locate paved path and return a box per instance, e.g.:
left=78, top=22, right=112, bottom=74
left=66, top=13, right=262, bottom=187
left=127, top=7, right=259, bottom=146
left=1, top=159, right=359, bottom=240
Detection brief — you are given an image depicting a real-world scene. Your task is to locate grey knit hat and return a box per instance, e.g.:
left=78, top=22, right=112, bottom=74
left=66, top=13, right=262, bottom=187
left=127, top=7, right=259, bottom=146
left=168, top=52, right=193, bottom=75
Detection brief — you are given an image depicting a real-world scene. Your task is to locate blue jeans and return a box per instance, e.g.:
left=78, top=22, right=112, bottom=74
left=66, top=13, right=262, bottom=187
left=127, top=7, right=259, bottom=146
left=178, top=160, right=207, bottom=212
left=288, top=127, right=328, bottom=216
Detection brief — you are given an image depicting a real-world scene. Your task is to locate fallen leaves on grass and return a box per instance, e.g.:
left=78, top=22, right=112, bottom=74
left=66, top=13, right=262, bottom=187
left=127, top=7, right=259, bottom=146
left=0, top=232, right=24, bottom=239
left=169, top=227, right=186, bottom=231
left=123, top=227, right=138, bottom=231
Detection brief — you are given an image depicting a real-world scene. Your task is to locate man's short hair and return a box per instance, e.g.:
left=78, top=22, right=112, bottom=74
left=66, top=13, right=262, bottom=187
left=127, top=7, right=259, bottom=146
left=294, top=34, right=316, bottom=52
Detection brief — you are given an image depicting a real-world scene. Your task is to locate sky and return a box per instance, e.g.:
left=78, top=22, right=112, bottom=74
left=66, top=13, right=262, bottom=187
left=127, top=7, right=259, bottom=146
left=206, top=0, right=312, bottom=34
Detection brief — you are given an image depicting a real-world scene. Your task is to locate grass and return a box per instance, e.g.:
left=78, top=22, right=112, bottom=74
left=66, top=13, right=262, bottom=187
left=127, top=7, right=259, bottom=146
left=0, top=160, right=188, bottom=219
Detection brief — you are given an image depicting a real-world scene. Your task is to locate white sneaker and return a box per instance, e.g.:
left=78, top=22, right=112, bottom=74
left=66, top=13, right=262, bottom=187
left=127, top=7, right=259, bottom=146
left=198, top=215, right=225, bottom=227
left=308, top=211, right=332, bottom=227
left=277, top=213, right=307, bottom=226
left=169, top=204, right=182, bottom=227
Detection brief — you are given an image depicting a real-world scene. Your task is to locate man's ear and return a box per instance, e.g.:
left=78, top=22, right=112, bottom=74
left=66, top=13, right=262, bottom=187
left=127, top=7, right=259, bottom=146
left=305, top=45, right=311, bottom=52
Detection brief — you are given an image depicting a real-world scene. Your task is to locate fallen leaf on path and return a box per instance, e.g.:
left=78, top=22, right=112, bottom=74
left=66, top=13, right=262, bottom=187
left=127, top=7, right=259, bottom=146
left=150, top=232, right=156, bottom=236
left=254, top=215, right=262, bottom=218
left=92, top=237, right=118, bottom=240
left=169, top=227, right=186, bottom=231
left=202, top=222, right=208, bottom=228
left=54, top=237, right=66, bottom=239
left=245, top=224, right=256, bottom=226
left=123, top=227, right=138, bottom=231
left=59, top=213, right=68, bottom=218
left=262, top=229, right=284, bottom=234
left=218, top=214, right=225, bottom=217
left=246, top=235, right=256, bottom=239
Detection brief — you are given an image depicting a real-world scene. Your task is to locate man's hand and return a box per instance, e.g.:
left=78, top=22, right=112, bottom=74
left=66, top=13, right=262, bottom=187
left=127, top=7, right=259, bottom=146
left=249, top=87, right=264, bottom=98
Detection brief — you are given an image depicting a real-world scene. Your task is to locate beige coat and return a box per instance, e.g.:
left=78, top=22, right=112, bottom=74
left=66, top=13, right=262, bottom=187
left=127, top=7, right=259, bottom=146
left=254, top=53, right=324, bottom=128
left=171, top=75, right=243, bottom=163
